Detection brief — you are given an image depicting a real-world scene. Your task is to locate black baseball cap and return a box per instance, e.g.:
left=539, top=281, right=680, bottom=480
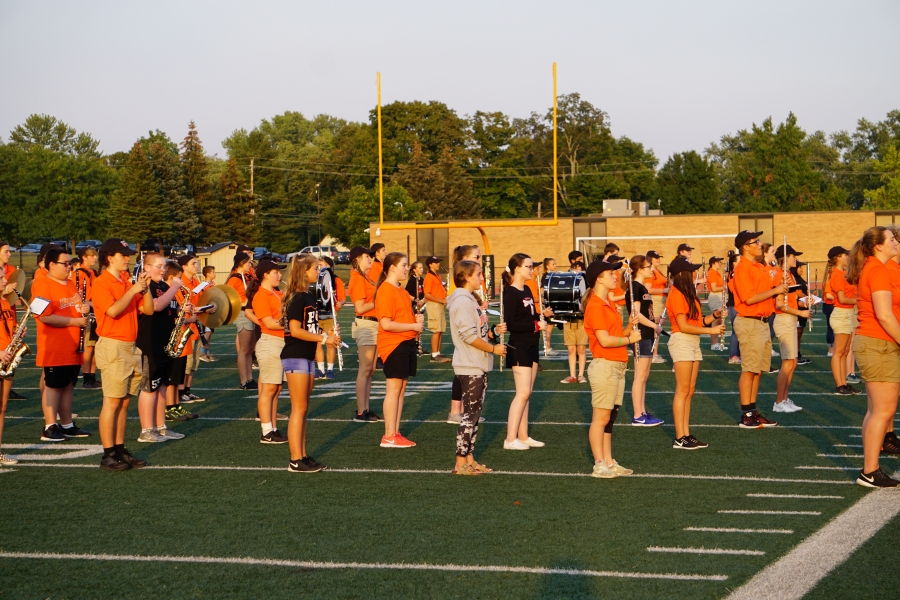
left=348, top=246, right=372, bottom=263
left=735, top=230, right=764, bottom=248
left=585, top=259, right=622, bottom=288
left=604, top=254, right=625, bottom=263
left=668, top=256, right=702, bottom=276
left=709, top=256, right=723, bottom=267
left=425, top=256, right=442, bottom=266
left=176, top=254, right=197, bottom=266
left=236, top=244, right=253, bottom=253
left=677, top=243, right=694, bottom=253
left=774, top=245, right=803, bottom=259
left=256, top=259, right=285, bottom=278
left=232, top=251, right=251, bottom=269
left=828, top=246, right=849, bottom=259
left=98, top=239, right=136, bottom=256
left=646, top=250, right=661, bottom=259
left=370, top=242, right=385, bottom=254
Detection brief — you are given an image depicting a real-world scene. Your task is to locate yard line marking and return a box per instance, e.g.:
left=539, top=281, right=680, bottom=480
left=0, top=551, right=728, bottom=582
left=833, top=444, right=862, bottom=448
left=726, top=472, right=900, bottom=600
left=1, top=443, right=104, bottom=461
left=746, top=493, right=843, bottom=499
left=647, top=546, right=764, bottom=556
left=0, top=469, right=15, bottom=474
left=818, top=453, right=897, bottom=459
left=684, top=527, right=793, bottom=534
left=718, top=510, right=821, bottom=515
left=795, top=466, right=858, bottom=471
left=9, top=463, right=855, bottom=484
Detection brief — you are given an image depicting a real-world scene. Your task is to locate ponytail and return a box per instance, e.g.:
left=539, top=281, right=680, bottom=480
left=672, top=271, right=701, bottom=321
left=847, top=226, right=887, bottom=285
left=502, top=253, right=530, bottom=287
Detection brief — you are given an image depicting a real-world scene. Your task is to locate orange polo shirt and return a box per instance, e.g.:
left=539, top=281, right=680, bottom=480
left=375, top=281, right=416, bottom=362
left=424, top=271, right=447, bottom=302
left=733, top=258, right=776, bottom=318
left=0, top=297, right=14, bottom=348
left=666, top=287, right=702, bottom=334
left=349, top=270, right=376, bottom=318
left=773, top=268, right=801, bottom=314
left=856, top=256, right=896, bottom=342
left=885, top=260, right=900, bottom=324
left=93, top=270, right=141, bottom=342
left=830, top=268, right=856, bottom=309
left=524, top=279, right=540, bottom=308
left=252, top=287, right=284, bottom=338
left=32, top=276, right=83, bottom=367
left=584, top=294, right=628, bottom=362
left=226, top=272, right=250, bottom=306
left=707, top=268, right=723, bottom=292
left=644, top=268, right=667, bottom=294
left=369, top=260, right=383, bottom=285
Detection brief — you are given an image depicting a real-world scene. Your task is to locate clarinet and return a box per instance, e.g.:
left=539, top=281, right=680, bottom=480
left=414, top=275, right=425, bottom=355
left=77, top=276, right=88, bottom=353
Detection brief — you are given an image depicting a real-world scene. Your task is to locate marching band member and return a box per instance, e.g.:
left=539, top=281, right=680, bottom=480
left=878, top=223, right=900, bottom=455
left=375, top=252, right=424, bottom=448
left=727, top=253, right=742, bottom=364
left=175, top=255, right=205, bottom=404
left=561, top=259, right=588, bottom=385
left=846, top=227, right=900, bottom=487
left=643, top=250, right=668, bottom=364
left=568, top=250, right=583, bottom=268
left=540, top=257, right=557, bottom=354
left=227, top=253, right=258, bottom=390
left=706, top=257, right=726, bottom=351
left=772, top=246, right=808, bottom=413
left=251, top=259, right=288, bottom=444
left=348, top=246, right=381, bottom=422
left=447, top=245, right=483, bottom=423
left=732, top=231, right=784, bottom=429
left=198, top=265, right=217, bottom=362
left=828, top=246, right=861, bottom=395
left=162, top=262, right=197, bottom=424
left=623, top=255, right=664, bottom=426
left=583, top=259, right=639, bottom=477
left=368, top=243, right=386, bottom=283
left=76, top=246, right=102, bottom=388
left=93, top=239, right=149, bottom=471
left=502, top=253, right=547, bottom=450
left=423, top=256, right=451, bottom=363
left=447, top=260, right=505, bottom=474
left=282, top=254, right=337, bottom=472
left=0, top=270, right=16, bottom=465
left=314, top=256, right=345, bottom=380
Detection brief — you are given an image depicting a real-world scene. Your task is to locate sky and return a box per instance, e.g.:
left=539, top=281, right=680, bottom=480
left=1, top=1, right=898, bottom=164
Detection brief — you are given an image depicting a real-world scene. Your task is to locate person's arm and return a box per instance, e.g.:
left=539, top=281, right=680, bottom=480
left=39, top=314, right=87, bottom=328
left=594, top=328, right=641, bottom=347
left=288, top=319, right=340, bottom=347
left=836, top=289, right=857, bottom=305
left=423, top=274, right=445, bottom=304
left=452, top=303, right=504, bottom=355
left=776, top=293, right=811, bottom=318
left=874, top=290, right=900, bottom=343
left=608, top=290, right=625, bottom=302
left=354, top=298, right=375, bottom=315
left=631, top=301, right=659, bottom=330
left=105, top=276, right=148, bottom=318
left=379, top=316, right=423, bottom=333
left=244, top=307, right=260, bottom=326
left=674, top=313, right=725, bottom=336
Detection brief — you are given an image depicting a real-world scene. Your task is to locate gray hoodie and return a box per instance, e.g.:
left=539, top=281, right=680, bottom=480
left=447, top=288, right=493, bottom=375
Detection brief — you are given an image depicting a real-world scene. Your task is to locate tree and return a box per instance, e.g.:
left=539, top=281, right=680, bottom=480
left=435, top=146, right=480, bottom=219
left=108, top=143, right=171, bottom=250
left=181, top=121, right=225, bottom=244
left=862, top=145, right=900, bottom=209
left=218, top=158, right=257, bottom=244
left=147, top=141, right=200, bottom=244
left=8, top=114, right=101, bottom=157
left=334, top=184, right=419, bottom=247
left=656, top=151, right=721, bottom=214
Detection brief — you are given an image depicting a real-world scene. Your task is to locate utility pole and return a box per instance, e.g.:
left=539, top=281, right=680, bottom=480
left=250, top=158, right=254, bottom=196
left=316, top=183, right=321, bottom=243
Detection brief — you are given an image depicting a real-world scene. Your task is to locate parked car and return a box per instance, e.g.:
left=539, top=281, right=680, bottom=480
left=51, top=240, right=72, bottom=253
left=168, top=245, right=194, bottom=257
left=253, top=247, right=269, bottom=260
left=75, top=240, right=102, bottom=253
left=336, top=251, right=350, bottom=265
left=19, top=244, right=41, bottom=253
left=298, top=245, right=339, bottom=259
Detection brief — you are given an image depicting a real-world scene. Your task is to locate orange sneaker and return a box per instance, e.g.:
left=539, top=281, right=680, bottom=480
left=391, top=433, right=417, bottom=448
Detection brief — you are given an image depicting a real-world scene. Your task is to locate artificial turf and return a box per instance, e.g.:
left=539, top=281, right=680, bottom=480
left=0, top=308, right=897, bottom=599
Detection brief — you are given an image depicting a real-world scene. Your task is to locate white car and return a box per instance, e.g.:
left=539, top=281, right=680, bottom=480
left=288, top=246, right=339, bottom=261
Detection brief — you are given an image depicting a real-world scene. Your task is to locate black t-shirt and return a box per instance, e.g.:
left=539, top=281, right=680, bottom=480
left=281, top=291, right=319, bottom=361
left=725, top=270, right=735, bottom=308
left=624, top=281, right=656, bottom=340
left=137, top=280, right=177, bottom=359
left=503, top=284, right=539, bottom=350
left=405, top=275, right=423, bottom=302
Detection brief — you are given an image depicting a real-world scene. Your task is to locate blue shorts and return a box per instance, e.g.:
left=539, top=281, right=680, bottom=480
left=630, top=338, right=655, bottom=359
left=281, top=358, right=316, bottom=375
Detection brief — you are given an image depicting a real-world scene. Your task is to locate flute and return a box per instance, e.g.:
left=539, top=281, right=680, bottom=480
left=325, top=275, right=343, bottom=372
left=499, top=271, right=505, bottom=373
left=807, top=263, right=813, bottom=332
left=625, top=268, right=638, bottom=357
left=651, top=307, right=667, bottom=354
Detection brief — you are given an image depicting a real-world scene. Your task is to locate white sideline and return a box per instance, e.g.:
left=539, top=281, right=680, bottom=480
left=746, top=493, right=843, bottom=499
left=0, top=551, right=728, bottom=582
left=648, top=547, right=764, bottom=556
left=718, top=510, right=821, bottom=516
left=683, top=527, right=793, bottom=535
left=795, top=466, right=857, bottom=471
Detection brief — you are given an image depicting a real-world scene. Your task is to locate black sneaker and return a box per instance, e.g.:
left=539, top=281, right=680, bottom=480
left=673, top=436, right=700, bottom=450
left=165, top=406, right=192, bottom=422
left=375, top=358, right=384, bottom=369
left=834, top=385, right=854, bottom=396
left=364, top=410, right=382, bottom=422
left=739, top=413, right=762, bottom=429
left=352, top=412, right=368, bottom=423
left=882, top=433, right=900, bottom=455
left=8, top=389, right=25, bottom=400
left=756, top=412, right=778, bottom=428
left=260, top=431, right=288, bottom=444
left=767, top=366, right=779, bottom=374
left=61, top=423, right=92, bottom=438
left=83, top=380, right=103, bottom=389
left=846, top=384, right=861, bottom=395
left=686, top=435, right=709, bottom=449
left=796, top=357, right=811, bottom=366
left=119, top=448, right=147, bottom=469
left=856, top=467, right=900, bottom=488
left=40, top=424, right=66, bottom=442
left=100, top=454, right=131, bottom=471
left=288, top=457, right=321, bottom=473
left=304, top=456, right=327, bottom=471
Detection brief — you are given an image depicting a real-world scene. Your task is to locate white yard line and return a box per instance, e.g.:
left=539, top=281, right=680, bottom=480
left=795, top=466, right=858, bottom=471
left=818, top=454, right=898, bottom=459
left=718, top=510, right=821, bottom=515
left=683, top=527, right=793, bottom=535
left=746, top=493, right=843, bottom=500
left=647, top=546, right=764, bottom=556
left=833, top=444, right=862, bottom=448
left=0, top=551, right=728, bottom=582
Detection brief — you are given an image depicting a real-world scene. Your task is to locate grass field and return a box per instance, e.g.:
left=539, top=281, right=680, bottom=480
left=1, top=306, right=898, bottom=599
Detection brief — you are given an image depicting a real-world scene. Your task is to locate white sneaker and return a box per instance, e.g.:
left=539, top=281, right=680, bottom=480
left=591, top=462, right=619, bottom=479
left=446, top=413, right=462, bottom=424
left=651, top=355, right=666, bottom=364
left=783, top=398, right=803, bottom=412
left=158, top=427, right=185, bottom=440
left=522, top=437, right=545, bottom=447
left=137, top=429, right=166, bottom=443
left=544, top=348, right=557, bottom=356
left=503, top=439, right=530, bottom=450
left=771, top=349, right=779, bottom=357
left=772, top=401, right=788, bottom=413
left=608, top=460, right=633, bottom=475
left=0, top=453, right=19, bottom=465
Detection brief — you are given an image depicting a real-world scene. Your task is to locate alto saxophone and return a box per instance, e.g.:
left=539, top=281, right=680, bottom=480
left=0, top=291, right=32, bottom=377
left=165, top=286, right=193, bottom=358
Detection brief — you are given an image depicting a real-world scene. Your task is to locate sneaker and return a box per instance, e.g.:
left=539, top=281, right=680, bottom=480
left=739, top=413, right=762, bottom=429
left=353, top=412, right=369, bottom=422
left=61, top=424, right=91, bottom=438
left=315, top=369, right=327, bottom=380
left=430, top=355, right=451, bottom=364
left=376, top=357, right=384, bottom=369
left=846, top=384, right=862, bottom=395
left=591, top=462, right=619, bottom=478
left=198, top=352, right=213, bottom=363
left=304, top=456, right=327, bottom=471
left=0, top=453, right=19, bottom=465
left=673, top=436, right=700, bottom=450
left=651, top=355, right=666, bottom=364
left=99, top=453, right=131, bottom=471
left=261, top=430, right=289, bottom=444
left=544, top=348, right=557, bottom=356
left=522, top=437, right=545, bottom=447
left=796, top=357, right=811, bottom=366
left=771, top=349, right=779, bottom=357
left=40, top=424, right=66, bottom=442
left=447, top=413, right=462, bottom=424
left=365, top=410, right=383, bottom=422
left=633, top=412, right=664, bottom=426
left=856, top=467, right=900, bottom=488
left=288, top=457, right=324, bottom=473
left=157, top=427, right=184, bottom=440
left=834, top=385, right=854, bottom=396
left=118, top=448, right=147, bottom=468
left=608, top=460, right=633, bottom=475
left=782, top=398, right=803, bottom=412
left=180, top=393, right=205, bottom=404
left=728, top=356, right=742, bottom=364
left=380, top=433, right=416, bottom=448
left=137, top=429, right=166, bottom=443
left=560, top=376, right=577, bottom=384
left=756, top=412, right=778, bottom=427
left=577, top=375, right=587, bottom=383
left=165, top=406, right=192, bottom=422
left=503, top=438, right=530, bottom=450
left=846, top=373, right=861, bottom=384
left=8, top=390, right=25, bottom=400
left=239, top=379, right=258, bottom=390
left=827, top=349, right=834, bottom=357
left=686, top=434, right=709, bottom=449
left=82, top=380, right=103, bottom=389
left=325, top=369, right=334, bottom=380
left=768, top=366, right=779, bottom=374
left=882, top=433, right=900, bottom=455
left=252, top=361, right=260, bottom=370
left=773, top=401, right=788, bottom=413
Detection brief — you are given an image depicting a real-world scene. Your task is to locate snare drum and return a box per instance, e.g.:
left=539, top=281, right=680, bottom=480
left=542, top=272, right=587, bottom=320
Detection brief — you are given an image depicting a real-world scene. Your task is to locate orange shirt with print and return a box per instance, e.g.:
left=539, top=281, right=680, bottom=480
left=583, top=294, right=628, bottom=362
left=93, top=270, right=141, bottom=342
left=666, top=287, right=702, bottom=334
left=375, top=281, right=416, bottom=362
left=856, top=256, right=897, bottom=342
left=32, top=276, right=83, bottom=367
left=644, top=268, right=668, bottom=294
left=252, top=287, right=284, bottom=338
left=0, top=297, right=14, bottom=348
left=424, top=271, right=447, bottom=302
left=349, top=270, right=376, bottom=317
left=830, top=268, right=856, bottom=309
left=733, top=258, right=776, bottom=318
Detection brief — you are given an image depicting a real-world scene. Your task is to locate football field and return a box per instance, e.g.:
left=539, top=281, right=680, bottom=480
left=2, top=309, right=899, bottom=599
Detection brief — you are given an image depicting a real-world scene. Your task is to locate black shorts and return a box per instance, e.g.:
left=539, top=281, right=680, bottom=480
left=506, top=344, right=539, bottom=369
left=88, top=315, right=99, bottom=342
left=169, top=356, right=188, bottom=387
left=383, top=339, right=418, bottom=380
left=43, top=365, right=80, bottom=389
left=452, top=375, right=462, bottom=400
left=630, top=338, right=655, bottom=358
left=141, top=353, right=173, bottom=393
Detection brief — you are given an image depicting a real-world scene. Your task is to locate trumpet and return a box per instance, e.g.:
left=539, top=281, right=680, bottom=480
left=165, top=286, right=194, bottom=358
left=0, top=291, right=31, bottom=377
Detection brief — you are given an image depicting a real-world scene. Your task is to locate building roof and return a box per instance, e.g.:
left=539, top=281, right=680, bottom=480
left=196, top=241, right=234, bottom=255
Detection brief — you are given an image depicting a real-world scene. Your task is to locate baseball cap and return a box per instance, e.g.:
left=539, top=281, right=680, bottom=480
left=668, top=256, right=702, bottom=276
left=646, top=250, right=661, bottom=259
left=828, top=246, right=849, bottom=259
left=232, top=251, right=251, bottom=269
left=236, top=244, right=253, bottom=253
left=176, top=254, right=197, bottom=266
left=256, top=259, right=285, bottom=278
left=774, top=245, right=803, bottom=259
left=708, top=256, right=723, bottom=267
left=348, top=246, right=372, bottom=263
left=677, top=243, right=694, bottom=253
left=585, top=259, right=622, bottom=288
left=370, top=242, right=385, bottom=254
left=425, top=256, right=442, bottom=266
left=98, top=239, right=136, bottom=256
left=604, top=254, right=625, bottom=263
left=734, top=230, right=764, bottom=248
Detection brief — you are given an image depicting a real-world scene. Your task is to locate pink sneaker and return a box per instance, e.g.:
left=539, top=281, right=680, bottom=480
left=560, top=376, right=577, bottom=384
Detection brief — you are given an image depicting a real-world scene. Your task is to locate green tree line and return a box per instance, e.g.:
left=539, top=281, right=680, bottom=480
left=1, top=104, right=898, bottom=253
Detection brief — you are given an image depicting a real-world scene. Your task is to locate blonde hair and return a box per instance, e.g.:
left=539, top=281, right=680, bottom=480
left=281, top=253, right=318, bottom=326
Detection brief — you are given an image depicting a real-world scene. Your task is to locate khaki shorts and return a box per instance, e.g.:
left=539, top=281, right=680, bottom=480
left=563, top=320, right=588, bottom=346
left=707, top=294, right=723, bottom=313
left=95, top=337, right=141, bottom=398
left=587, top=358, right=626, bottom=409
left=830, top=307, right=858, bottom=335
left=352, top=318, right=378, bottom=347
left=319, top=318, right=335, bottom=335
left=651, top=295, right=665, bottom=321
left=234, top=310, right=256, bottom=333
left=256, top=333, right=286, bottom=385
left=733, top=316, right=772, bottom=374
left=773, top=314, right=799, bottom=360
left=426, top=301, right=446, bottom=333
left=854, top=335, right=900, bottom=383
left=84, top=338, right=97, bottom=348
left=668, top=332, right=703, bottom=363
left=186, top=339, right=201, bottom=374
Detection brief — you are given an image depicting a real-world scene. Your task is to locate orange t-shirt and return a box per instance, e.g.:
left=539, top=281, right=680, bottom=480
left=830, top=268, right=856, bottom=309
left=706, top=268, right=724, bottom=293
left=32, top=276, right=83, bottom=366
left=174, top=279, right=200, bottom=357
left=75, top=268, right=95, bottom=301
left=349, top=270, right=376, bottom=317
left=3, top=264, right=19, bottom=323
left=733, top=258, right=776, bottom=317
left=226, top=272, right=250, bottom=305
left=34, top=268, right=47, bottom=284
left=93, top=270, right=141, bottom=342
left=252, top=287, right=284, bottom=338
left=644, top=268, right=668, bottom=294
left=666, top=287, right=702, bottom=334
left=335, top=277, right=346, bottom=306
left=424, top=271, right=447, bottom=302
left=375, top=281, right=416, bottom=362
left=856, top=256, right=896, bottom=342
left=369, top=260, right=383, bottom=284
left=0, top=297, right=14, bottom=348
left=773, top=268, right=800, bottom=314
left=524, top=279, right=540, bottom=308
left=823, top=277, right=834, bottom=305
left=885, top=260, right=900, bottom=324
left=583, top=294, right=628, bottom=362
left=610, top=273, right=626, bottom=306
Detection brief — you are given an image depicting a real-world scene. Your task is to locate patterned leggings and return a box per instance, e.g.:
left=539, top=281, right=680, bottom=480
left=455, top=373, right=488, bottom=457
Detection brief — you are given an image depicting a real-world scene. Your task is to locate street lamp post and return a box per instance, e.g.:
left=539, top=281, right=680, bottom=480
left=315, top=183, right=321, bottom=243
left=394, top=201, right=404, bottom=222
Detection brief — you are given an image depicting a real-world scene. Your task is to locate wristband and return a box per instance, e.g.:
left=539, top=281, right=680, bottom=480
left=321, top=333, right=328, bottom=345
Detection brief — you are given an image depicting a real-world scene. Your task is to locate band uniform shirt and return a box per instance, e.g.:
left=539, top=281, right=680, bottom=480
left=368, top=260, right=383, bottom=285
left=226, top=272, right=251, bottom=308
left=348, top=270, right=376, bottom=318
left=0, top=296, right=14, bottom=349
left=524, top=278, right=540, bottom=310
left=707, top=268, right=724, bottom=293
left=885, top=260, right=900, bottom=324
left=856, top=256, right=897, bottom=342
left=281, top=291, right=319, bottom=361
left=830, top=268, right=856, bottom=309
left=623, top=281, right=655, bottom=340
left=503, top=284, right=539, bottom=351
left=644, top=268, right=667, bottom=294
left=733, top=258, right=776, bottom=318
left=93, top=270, right=142, bottom=343
left=773, top=268, right=801, bottom=315
left=611, top=273, right=626, bottom=306
left=137, top=280, right=177, bottom=359
left=3, top=263, right=18, bottom=324
left=583, top=294, right=628, bottom=363
left=32, top=276, right=83, bottom=367
left=424, top=271, right=447, bottom=302
left=666, top=287, right=703, bottom=334
left=252, top=287, right=284, bottom=338
left=375, top=281, right=417, bottom=361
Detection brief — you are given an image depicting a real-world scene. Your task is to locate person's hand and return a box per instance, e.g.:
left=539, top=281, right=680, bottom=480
left=712, top=309, right=723, bottom=319
left=772, top=283, right=787, bottom=296
left=711, top=322, right=726, bottom=335
left=171, top=277, right=183, bottom=290
left=74, top=317, right=89, bottom=327
left=0, top=349, right=12, bottom=363
left=630, top=312, right=640, bottom=326
left=495, top=323, right=507, bottom=335
left=412, top=322, right=424, bottom=333
left=655, top=323, right=663, bottom=334
left=415, top=313, right=425, bottom=325
left=492, top=343, right=507, bottom=356
left=184, top=302, right=195, bottom=315
left=537, top=320, right=547, bottom=331
left=627, top=330, right=641, bottom=344
left=133, top=273, right=149, bottom=294
left=798, top=309, right=811, bottom=319
left=543, top=307, right=554, bottom=317
left=206, top=304, right=217, bottom=313
left=327, top=333, right=342, bottom=348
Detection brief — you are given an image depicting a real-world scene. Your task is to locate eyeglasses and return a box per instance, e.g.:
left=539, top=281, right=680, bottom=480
left=52, top=261, right=71, bottom=268
left=145, top=263, right=165, bottom=270
left=522, top=264, right=535, bottom=270
left=744, top=240, right=761, bottom=246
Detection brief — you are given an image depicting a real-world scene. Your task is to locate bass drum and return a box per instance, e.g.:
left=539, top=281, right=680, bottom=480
left=542, top=272, right=586, bottom=320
